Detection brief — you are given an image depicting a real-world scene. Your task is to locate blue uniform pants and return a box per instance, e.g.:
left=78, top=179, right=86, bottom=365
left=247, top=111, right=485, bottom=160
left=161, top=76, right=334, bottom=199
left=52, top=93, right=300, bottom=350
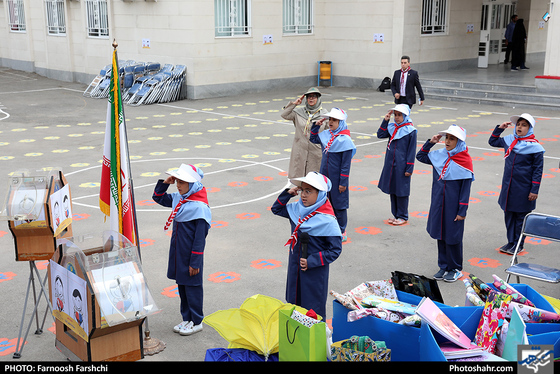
left=390, top=194, right=409, bottom=220
left=333, top=208, right=348, bottom=233
left=437, top=239, right=463, bottom=272
left=178, top=284, right=204, bottom=325
left=504, top=210, right=530, bottom=247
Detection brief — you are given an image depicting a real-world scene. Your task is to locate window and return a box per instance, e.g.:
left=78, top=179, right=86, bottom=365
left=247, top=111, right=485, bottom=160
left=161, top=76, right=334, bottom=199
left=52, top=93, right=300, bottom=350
left=45, top=0, right=66, bottom=35
left=7, top=0, right=26, bottom=32
left=85, top=0, right=109, bottom=38
left=283, top=0, right=313, bottom=35
left=215, top=0, right=251, bottom=37
left=421, top=0, right=448, bottom=35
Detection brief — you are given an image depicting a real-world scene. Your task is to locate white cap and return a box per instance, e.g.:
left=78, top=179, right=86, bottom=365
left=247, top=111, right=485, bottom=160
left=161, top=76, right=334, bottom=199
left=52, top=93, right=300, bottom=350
left=391, top=104, right=411, bottom=117
left=290, top=171, right=331, bottom=192
left=321, top=107, right=347, bottom=121
left=166, top=163, right=202, bottom=183
left=438, top=124, right=467, bottom=142
left=510, top=113, right=536, bottom=128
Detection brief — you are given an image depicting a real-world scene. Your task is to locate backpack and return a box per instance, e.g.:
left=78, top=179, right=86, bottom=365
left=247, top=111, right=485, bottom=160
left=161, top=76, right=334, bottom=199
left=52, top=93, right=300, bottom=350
left=377, top=77, right=391, bottom=92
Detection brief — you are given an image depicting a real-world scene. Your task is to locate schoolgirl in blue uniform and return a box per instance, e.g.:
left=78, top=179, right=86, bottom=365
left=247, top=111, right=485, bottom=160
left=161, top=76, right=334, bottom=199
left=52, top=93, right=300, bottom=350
left=272, top=171, right=343, bottom=319
left=309, top=108, right=356, bottom=240
left=152, top=164, right=212, bottom=336
left=377, top=104, right=417, bottom=225
left=488, top=113, right=545, bottom=254
left=416, top=125, right=474, bottom=283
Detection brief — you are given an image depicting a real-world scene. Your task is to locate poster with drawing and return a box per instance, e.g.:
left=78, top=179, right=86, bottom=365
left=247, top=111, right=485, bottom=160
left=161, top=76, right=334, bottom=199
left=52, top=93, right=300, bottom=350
left=50, top=260, right=89, bottom=340
left=90, top=261, right=145, bottom=326
left=49, top=184, right=72, bottom=236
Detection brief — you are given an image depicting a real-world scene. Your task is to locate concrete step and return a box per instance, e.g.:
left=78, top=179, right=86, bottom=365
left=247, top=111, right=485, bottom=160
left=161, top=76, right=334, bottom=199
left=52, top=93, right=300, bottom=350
left=419, top=78, right=560, bottom=110
left=422, top=78, right=538, bottom=94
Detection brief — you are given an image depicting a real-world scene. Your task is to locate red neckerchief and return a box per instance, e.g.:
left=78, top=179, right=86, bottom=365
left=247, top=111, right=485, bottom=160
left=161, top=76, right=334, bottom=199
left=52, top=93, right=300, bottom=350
left=504, top=134, right=539, bottom=158
left=163, top=188, right=208, bottom=231
left=388, top=122, right=412, bottom=149
left=284, top=199, right=335, bottom=247
left=439, top=149, right=474, bottom=180
left=324, top=129, right=351, bottom=153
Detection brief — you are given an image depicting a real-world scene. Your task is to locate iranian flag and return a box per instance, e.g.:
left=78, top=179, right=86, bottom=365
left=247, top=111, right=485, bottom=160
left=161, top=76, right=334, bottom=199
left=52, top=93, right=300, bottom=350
left=99, top=47, right=136, bottom=246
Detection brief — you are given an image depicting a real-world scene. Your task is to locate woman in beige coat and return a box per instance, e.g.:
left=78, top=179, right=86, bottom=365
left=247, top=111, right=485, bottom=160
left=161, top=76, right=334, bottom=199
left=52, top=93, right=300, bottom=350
left=281, top=87, right=328, bottom=180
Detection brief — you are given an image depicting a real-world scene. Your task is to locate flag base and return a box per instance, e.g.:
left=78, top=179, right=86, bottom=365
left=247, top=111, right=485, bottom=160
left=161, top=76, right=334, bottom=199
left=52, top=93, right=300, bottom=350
left=143, top=330, right=166, bottom=356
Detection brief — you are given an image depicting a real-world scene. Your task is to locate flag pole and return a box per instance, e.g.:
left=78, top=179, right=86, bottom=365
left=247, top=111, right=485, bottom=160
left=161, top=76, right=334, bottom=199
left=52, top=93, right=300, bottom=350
left=111, top=39, right=165, bottom=356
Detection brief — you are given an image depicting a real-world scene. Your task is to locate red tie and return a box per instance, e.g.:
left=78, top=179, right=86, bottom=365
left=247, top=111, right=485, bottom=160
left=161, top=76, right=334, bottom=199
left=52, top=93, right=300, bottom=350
left=504, top=135, right=538, bottom=158
left=164, top=199, right=187, bottom=231
left=285, top=211, right=317, bottom=247
left=400, top=68, right=410, bottom=94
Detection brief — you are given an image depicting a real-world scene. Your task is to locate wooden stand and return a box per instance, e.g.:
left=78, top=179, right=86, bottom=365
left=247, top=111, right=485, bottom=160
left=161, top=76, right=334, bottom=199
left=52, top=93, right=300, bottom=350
left=8, top=171, right=73, bottom=261
left=8, top=170, right=73, bottom=359
left=50, top=245, right=145, bottom=362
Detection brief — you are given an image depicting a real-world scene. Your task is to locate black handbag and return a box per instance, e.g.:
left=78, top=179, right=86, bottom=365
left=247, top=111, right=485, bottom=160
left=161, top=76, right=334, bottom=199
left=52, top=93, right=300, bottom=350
left=391, top=271, right=444, bottom=303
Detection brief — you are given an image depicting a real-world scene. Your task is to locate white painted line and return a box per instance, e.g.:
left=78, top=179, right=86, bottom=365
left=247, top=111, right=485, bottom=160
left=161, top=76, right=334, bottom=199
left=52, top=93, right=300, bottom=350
left=0, top=109, right=9, bottom=121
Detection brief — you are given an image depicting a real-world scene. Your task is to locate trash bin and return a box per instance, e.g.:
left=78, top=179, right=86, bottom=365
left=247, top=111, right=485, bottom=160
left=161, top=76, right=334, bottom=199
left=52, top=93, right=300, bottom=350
left=317, top=61, right=332, bottom=87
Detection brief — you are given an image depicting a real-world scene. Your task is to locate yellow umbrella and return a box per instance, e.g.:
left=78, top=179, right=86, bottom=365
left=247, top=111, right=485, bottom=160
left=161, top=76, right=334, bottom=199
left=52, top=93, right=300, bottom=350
left=203, top=294, right=310, bottom=360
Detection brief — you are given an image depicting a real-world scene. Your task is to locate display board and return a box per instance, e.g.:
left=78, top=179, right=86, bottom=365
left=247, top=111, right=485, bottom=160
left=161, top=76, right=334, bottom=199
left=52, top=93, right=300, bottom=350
left=1, top=169, right=73, bottom=261
left=50, top=231, right=160, bottom=361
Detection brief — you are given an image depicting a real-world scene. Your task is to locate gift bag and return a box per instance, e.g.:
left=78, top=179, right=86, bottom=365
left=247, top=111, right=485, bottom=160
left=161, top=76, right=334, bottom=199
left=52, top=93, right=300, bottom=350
left=330, top=336, right=391, bottom=362
left=278, top=307, right=327, bottom=361
left=391, top=271, right=444, bottom=303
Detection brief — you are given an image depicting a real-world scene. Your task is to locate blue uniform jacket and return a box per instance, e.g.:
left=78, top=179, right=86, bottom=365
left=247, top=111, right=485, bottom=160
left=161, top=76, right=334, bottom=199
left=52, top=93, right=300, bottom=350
left=377, top=119, right=417, bottom=197
left=488, top=126, right=544, bottom=213
left=271, top=189, right=342, bottom=318
left=309, top=124, right=353, bottom=210
left=417, top=141, right=472, bottom=244
left=153, top=180, right=209, bottom=286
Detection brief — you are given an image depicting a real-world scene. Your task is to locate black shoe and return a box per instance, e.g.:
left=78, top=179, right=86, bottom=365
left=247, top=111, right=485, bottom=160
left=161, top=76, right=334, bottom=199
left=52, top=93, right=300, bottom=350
left=505, top=245, right=524, bottom=255
left=499, top=243, right=514, bottom=253
left=521, top=66, right=530, bottom=70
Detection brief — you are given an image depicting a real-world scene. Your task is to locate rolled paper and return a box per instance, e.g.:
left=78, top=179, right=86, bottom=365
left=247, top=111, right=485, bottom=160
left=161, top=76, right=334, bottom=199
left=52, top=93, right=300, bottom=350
left=469, top=274, right=490, bottom=301
left=467, top=291, right=485, bottom=307
left=508, top=302, right=560, bottom=323
left=330, top=290, right=358, bottom=310
left=492, top=274, right=535, bottom=307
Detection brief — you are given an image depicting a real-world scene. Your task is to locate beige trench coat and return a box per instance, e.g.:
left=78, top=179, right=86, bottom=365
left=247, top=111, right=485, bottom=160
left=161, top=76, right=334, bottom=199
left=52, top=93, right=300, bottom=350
left=281, top=101, right=328, bottom=180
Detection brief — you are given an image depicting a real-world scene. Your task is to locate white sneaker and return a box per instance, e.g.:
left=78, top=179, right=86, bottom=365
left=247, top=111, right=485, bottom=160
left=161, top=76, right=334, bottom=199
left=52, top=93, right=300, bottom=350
left=179, top=322, right=203, bottom=336
left=173, top=321, right=191, bottom=333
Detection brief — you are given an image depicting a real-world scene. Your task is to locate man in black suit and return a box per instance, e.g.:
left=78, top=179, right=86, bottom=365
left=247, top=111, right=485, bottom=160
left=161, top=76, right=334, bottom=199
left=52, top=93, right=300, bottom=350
left=390, top=55, right=425, bottom=108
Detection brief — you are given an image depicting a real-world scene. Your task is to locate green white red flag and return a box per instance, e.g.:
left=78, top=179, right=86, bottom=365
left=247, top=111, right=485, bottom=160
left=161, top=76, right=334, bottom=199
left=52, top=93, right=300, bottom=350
left=99, top=48, right=136, bottom=245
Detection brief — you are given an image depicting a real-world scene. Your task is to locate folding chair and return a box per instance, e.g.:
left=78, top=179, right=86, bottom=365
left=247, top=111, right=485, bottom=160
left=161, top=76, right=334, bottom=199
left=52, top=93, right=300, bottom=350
left=505, top=212, right=560, bottom=284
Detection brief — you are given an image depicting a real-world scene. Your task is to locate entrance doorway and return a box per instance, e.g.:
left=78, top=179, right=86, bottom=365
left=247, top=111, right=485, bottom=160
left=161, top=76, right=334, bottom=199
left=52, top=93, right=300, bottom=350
left=478, top=1, right=517, bottom=68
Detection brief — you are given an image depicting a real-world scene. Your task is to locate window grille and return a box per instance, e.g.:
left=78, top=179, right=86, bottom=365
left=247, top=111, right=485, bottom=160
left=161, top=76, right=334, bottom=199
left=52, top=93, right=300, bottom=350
left=85, top=0, right=109, bottom=38
left=45, top=0, right=66, bottom=35
left=283, top=0, right=313, bottom=35
left=7, top=0, right=26, bottom=32
left=215, top=0, right=251, bottom=37
left=421, top=0, right=448, bottom=35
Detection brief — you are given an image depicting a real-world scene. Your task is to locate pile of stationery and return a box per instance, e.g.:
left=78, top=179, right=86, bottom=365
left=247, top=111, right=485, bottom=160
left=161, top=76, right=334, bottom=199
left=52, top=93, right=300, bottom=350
left=330, top=279, right=422, bottom=327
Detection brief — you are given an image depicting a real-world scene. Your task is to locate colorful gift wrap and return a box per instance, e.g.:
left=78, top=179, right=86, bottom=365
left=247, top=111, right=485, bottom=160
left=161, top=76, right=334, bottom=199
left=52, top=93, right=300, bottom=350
left=474, top=290, right=512, bottom=353
left=492, top=274, right=535, bottom=307
left=330, top=336, right=391, bottom=362
left=332, top=291, right=448, bottom=361
left=487, top=283, right=556, bottom=313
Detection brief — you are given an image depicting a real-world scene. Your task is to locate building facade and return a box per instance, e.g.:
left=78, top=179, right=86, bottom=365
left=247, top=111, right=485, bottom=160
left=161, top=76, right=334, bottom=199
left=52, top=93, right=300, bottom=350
left=0, top=0, right=556, bottom=99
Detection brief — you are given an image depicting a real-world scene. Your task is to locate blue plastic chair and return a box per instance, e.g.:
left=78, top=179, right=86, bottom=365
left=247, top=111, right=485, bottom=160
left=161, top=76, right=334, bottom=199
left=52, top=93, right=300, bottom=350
left=505, top=212, right=560, bottom=284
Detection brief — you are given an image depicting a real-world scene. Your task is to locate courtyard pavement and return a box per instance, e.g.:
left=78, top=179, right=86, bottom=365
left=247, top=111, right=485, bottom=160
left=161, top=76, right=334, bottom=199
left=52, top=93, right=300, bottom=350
left=0, top=63, right=558, bottom=362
